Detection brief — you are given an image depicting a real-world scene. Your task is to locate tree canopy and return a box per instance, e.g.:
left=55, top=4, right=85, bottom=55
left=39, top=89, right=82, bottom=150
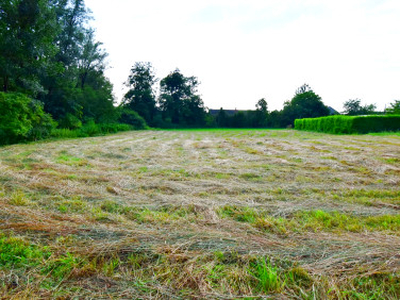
left=122, top=62, right=157, bottom=124
left=343, top=99, right=376, bottom=115
left=158, top=69, right=206, bottom=126
left=0, top=0, right=116, bottom=126
left=280, top=84, right=330, bottom=127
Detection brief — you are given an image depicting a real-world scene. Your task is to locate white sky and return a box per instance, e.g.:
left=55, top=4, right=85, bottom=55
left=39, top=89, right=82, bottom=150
left=84, top=0, right=400, bottom=112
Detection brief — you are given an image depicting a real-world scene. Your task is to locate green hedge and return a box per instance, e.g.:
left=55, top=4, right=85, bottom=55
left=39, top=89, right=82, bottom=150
left=295, top=115, right=400, bottom=134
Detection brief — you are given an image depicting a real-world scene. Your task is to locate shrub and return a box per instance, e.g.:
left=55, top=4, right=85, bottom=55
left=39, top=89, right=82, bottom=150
left=0, top=92, right=56, bottom=145
left=27, top=100, right=57, bottom=140
left=295, top=115, right=400, bottom=134
left=118, top=108, right=148, bottom=129
left=58, top=113, right=82, bottom=130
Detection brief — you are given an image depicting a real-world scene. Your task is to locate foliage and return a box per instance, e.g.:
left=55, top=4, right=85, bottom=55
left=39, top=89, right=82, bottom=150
left=0, top=0, right=58, bottom=94
left=343, top=99, right=376, bottom=115
left=0, top=0, right=116, bottom=126
left=0, top=92, right=56, bottom=145
left=50, top=121, right=133, bottom=139
left=386, top=100, right=400, bottom=114
left=213, top=100, right=270, bottom=128
left=280, top=84, right=330, bottom=127
left=253, top=98, right=269, bottom=127
left=122, top=62, right=157, bottom=124
left=118, top=108, right=148, bottom=129
left=158, top=69, right=207, bottom=127
left=295, top=115, right=400, bottom=134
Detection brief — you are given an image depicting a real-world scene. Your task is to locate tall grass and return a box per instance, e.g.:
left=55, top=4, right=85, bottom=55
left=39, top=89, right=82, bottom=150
left=51, top=122, right=133, bottom=139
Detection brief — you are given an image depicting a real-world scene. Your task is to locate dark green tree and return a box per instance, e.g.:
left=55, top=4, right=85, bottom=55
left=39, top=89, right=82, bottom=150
left=231, top=111, right=248, bottom=128
left=158, top=69, right=206, bottom=126
left=40, top=0, right=91, bottom=121
left=122, top=62, right=157, bottom=124
left=77, top=30, right=108, bottom=89
left=0, top=0, right=58, bottom=94
left=268, top=110, right=282, bottom=128
left=253, top=98, right=269, bottom=127
left=281, top=84, right=330, bottom=127
left=343, top=99, right=376, bottom=115
left=216, top=108, right=227, bottom=127
left=37, top=0, right=115, bottom=125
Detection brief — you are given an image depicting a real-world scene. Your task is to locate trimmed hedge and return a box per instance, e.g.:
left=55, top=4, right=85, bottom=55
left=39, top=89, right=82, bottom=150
left=295, top=115, right=400, bottom=134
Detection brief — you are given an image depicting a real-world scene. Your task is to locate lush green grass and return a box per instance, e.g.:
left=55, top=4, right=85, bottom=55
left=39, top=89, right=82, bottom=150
left=218, top=206, right=400, bottom=234
left=0, top=235, right=50, bottom=269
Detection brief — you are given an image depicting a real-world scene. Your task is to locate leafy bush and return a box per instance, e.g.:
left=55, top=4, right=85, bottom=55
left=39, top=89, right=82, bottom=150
left=118, top=108, right=148, bottom=129
left=58, top=113, right=82, bottom=130
left=295, top=115, right=400, bottom=134
left=0, top=92, right=56, bottom=145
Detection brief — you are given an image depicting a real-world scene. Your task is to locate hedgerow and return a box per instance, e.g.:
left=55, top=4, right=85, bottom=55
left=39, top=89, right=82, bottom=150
left=295, top=115, right=400, bottom=134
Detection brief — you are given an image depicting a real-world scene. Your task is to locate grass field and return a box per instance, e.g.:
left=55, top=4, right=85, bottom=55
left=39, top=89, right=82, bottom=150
left=1, top=129, right=399, bottom=298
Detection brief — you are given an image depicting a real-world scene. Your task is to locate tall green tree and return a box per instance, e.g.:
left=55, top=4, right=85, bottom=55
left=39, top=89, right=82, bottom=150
left=77, top=30, right=108, bottom=89
left=281, top=84, right=330, bottom=127
left=158, top=69, right=206, bottom=126
left=122, top=62, right=157, bottom=124
left=216, top=108, right=228, bottom=127
left=0, top=0, right=58, bottom=94
left=38, top=0, right=115, bottom=125
left=253, top=98, right=269, bottom=127
left=40, top=0, right=90, bottom=121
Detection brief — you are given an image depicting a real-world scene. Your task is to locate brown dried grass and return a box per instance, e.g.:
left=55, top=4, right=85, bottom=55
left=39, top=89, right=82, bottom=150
left=0, top=129, right=399, bottom=298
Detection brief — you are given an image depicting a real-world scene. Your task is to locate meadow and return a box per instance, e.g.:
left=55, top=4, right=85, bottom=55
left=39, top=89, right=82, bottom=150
left=0, top=129, right=399, bottom=298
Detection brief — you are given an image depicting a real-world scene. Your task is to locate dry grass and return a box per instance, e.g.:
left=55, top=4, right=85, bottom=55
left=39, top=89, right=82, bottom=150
left=0, top=129, right=399, bottom=298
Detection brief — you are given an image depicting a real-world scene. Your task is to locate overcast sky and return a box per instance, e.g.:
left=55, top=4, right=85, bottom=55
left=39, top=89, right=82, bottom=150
left=84, top=0, right=400, bottom=112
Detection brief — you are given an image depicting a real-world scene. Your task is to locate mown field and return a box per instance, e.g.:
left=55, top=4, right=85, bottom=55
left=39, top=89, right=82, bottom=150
left=0, top=129, right=399, bottom=299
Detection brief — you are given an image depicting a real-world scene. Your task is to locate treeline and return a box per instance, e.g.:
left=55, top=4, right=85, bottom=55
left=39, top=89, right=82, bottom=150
left=122, top=64, right=333, bottom=129
left=210, top=85, right=331, bottom=129
left=122, top=63, right=208, bottom=128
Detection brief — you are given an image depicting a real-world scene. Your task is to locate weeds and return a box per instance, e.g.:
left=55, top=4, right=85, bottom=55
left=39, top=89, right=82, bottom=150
left=0, top=235, right=50, bottom=269
left=249, top=258, right=283, bottom=293
left=218, top=205, right=400, bottom=234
